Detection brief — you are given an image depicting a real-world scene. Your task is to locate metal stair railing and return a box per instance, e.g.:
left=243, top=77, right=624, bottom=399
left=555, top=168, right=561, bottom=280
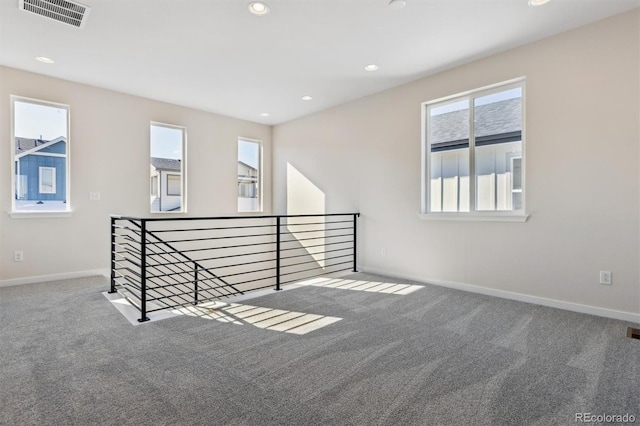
left=110, top=219, right=243, bottom=320
left=129, top=218, right=243, bottom=295
left=109, top=213, right=360, bottom=322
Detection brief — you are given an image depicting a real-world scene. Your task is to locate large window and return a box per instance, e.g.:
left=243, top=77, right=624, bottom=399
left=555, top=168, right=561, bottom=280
left=150, top=123, right=186, bottom=213
left=238, top=138, right=262, bottom=212
left=422, top=79, right=525, bottom=218
left=12, top=96, right=70, bottom=213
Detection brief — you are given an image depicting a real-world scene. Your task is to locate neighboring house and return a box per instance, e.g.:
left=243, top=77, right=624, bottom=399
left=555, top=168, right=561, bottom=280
left=150, top=157, right=182, bottom=212
left=14, top=136, right=67, bottom=202
left=237, top=161, right=258, bottom=198
left=429, top=97, right=522, bottom=212
left=238, top=160, right=259, bottom=211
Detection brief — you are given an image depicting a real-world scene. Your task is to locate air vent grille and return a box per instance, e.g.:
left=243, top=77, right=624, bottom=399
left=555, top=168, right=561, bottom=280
left=19, top=0, right=90, bottom=28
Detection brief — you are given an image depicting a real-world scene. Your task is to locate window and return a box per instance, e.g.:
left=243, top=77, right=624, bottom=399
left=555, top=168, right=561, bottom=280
left=150, top=175, right=159, bottom=197
left=150, top=123, right=186, bottom=213
left=12, top=96, right=70, bottom=213
left=39, top=167, right=56, bottom=194
left=422, top=79, right=525, bottom=219
left=167, top=174, right=181, bottom=196
left=238, top=138, right=262, bottom=212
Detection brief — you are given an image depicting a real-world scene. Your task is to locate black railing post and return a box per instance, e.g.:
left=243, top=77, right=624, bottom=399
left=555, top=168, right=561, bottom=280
left=275, top=216, right=281, bottom=291
left=139, top=219, right=150, bottom=322
left=109, top=216, right=117, bottom=293
left=352, top=213, right=359, bottom=272
left=193, top=262, right=199, bottom=305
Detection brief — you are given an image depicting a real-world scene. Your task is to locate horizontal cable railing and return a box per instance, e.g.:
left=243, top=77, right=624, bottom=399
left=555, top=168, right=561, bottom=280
left=110, top=213, right=360, bottom=322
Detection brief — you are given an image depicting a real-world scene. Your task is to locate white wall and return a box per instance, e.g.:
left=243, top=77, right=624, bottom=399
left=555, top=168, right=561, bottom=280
left=0, top=67, right=272, bottom=283
left=273, top=10, right=640, bottom=316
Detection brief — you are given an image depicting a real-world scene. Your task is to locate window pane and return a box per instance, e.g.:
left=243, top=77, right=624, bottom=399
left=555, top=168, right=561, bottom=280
left=13, top=99, right=69, bottom=212
left=39, top=167, right=56, bottom=194
left=150, top=124, right=184, bottom=212
left=150, top=176, right=158, bottom=196
left=429, top=99, right=469, bottom=212
left=238, top=139, right=261, bottom=212
left=473, top=88, right=522, bottom=211
left=167, top=175, right=181, bottom=196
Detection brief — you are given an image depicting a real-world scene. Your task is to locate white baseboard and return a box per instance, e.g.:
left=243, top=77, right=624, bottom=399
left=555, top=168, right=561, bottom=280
left=0, top=269, right=109, bottom=288
left=5, top=265, right=639, bottom=324
left=358, top=266, right=640, bottom=324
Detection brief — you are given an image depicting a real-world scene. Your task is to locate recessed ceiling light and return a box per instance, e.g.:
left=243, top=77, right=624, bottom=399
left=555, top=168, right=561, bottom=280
left=35, top=56, right=54, bottom=64
left=301, top=95, right=313, bottom=101
left=248, top=1, right=270, bottom=16
left=260, top=113, right=270, bottom=117
left=364, top=64, right=379, bottom=72
left=389, top=0, right=407, bottom=10
left=528, top=0, right=550, bottom=5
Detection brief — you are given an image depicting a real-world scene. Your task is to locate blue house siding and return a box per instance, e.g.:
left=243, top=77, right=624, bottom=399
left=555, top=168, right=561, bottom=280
left=16, top=156, right=66, bottom=201
left=16, top=140, right=67, bottom=202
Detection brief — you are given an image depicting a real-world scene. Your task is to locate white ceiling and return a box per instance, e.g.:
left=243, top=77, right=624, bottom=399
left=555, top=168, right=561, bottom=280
left=1, top=0, right=638, bottom=125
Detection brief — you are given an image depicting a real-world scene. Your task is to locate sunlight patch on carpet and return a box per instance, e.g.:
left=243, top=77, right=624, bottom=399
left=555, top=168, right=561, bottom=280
left=171, top=302, right=342, bottom=335
left=298, top=277, right=423, bottom=295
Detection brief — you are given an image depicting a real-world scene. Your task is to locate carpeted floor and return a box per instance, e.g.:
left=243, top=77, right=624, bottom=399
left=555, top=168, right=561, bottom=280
left=1, top=273, right=638, bottom=425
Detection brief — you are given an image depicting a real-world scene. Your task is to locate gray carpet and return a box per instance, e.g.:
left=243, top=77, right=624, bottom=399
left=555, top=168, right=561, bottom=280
left=1, top=273, right=638, bottom=426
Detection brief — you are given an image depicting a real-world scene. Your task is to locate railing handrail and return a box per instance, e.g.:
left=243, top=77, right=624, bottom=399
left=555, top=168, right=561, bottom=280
left=110, top=212, right=360, bottom=222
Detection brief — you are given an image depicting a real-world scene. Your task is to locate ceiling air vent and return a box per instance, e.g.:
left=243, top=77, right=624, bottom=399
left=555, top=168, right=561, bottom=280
left=19, top=0, right=91, bottom=29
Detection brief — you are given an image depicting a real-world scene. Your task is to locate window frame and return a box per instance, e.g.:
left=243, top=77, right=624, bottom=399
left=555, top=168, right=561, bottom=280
left=38, top=166, right=56, bottom=194
left=10, top=96, right=71, bottom=218
left=150, top=175, right=159, bottom=197
left=420, top=78, right=528, bottom=222
left=149, top=122, right=187, bottom=214
left=237, top=137, right=263, bottom=213
left=166, top=174, right=181, bottom=196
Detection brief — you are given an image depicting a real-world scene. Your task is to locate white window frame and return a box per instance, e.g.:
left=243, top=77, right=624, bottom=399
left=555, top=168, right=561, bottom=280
left=237, top=138, right=263, bottom=213
left=150, top=122, right=187, bottom=214
left=150, top=175, right=159, bottom=197
left=420, top=78, right=528, bottom=222
left=166, top=174, right=181, bottom=196
left=38, top=167, right=56, bottom=194
left=10, top=96, right=71, bottom=218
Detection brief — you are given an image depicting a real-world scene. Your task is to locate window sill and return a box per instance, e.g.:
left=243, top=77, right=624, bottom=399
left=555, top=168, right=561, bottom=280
left=150, top=211, right=186, bottom=215
left=418, top=212, right=529, bottom=222
left=9, top=211, right=73, bottom=219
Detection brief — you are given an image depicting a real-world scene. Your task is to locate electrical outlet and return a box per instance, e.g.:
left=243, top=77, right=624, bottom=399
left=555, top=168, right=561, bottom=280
left=89, top=192, right=101, bottom=201
left=380, top=248, right=387, bottom=256
left=599, top=271, right=612, bottom=285
left=14, top=251, right=24, bottom=262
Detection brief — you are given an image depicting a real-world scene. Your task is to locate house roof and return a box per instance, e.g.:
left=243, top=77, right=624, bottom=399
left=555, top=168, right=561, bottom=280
left=430, top=97, right=522, bottom=145
left=151, top=157, right=181, bottom=172
left=14, top=136, right=66, bottom=159
left=238, top=160, right=257, bottom=171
